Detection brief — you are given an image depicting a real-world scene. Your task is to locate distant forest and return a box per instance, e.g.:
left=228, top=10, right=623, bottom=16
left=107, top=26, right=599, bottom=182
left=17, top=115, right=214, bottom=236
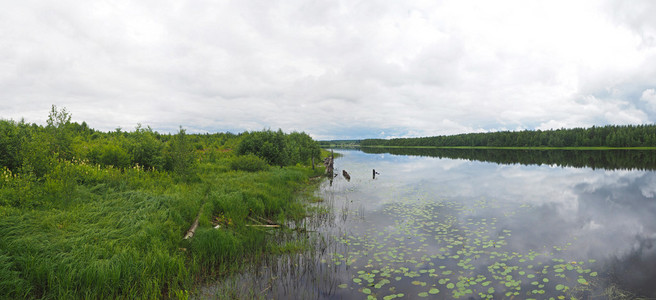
left=361, top=147, right=656, bottom=171
left=361, top=124, right=656, bottom=148
left=318, top=140, right=361, bottom=148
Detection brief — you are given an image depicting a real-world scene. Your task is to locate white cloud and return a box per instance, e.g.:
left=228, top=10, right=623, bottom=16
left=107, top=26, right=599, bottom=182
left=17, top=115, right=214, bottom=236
left=1, top=0, right=655, bottom=139
left=641, top=89, right=656, bottom=112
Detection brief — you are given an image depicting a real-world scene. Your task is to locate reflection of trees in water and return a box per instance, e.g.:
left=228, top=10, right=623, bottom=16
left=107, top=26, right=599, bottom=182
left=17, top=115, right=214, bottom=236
left=361, top=148, right=656, bottom=171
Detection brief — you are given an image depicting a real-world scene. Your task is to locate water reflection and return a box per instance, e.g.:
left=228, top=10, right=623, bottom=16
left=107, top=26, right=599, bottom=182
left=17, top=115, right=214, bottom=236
left=361, top=147, right=656, bottom=170
left=200, top=149, right=656, bottom=299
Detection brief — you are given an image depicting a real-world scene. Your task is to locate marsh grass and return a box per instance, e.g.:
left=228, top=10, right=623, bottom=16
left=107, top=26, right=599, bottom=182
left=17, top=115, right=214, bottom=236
left=0, top=153, right=325, bottom=299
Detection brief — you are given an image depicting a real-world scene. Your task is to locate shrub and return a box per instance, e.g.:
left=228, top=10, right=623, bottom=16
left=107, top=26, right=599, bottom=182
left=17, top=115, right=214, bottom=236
left=126, top=125, right=163, bottom=169
left=98, top=144, right=131, bottom=168
left=230, top=154, right=269, bottom=172
left=163, top=127, right=197, bottom=179
left=236, top=130, right=289, bottom=166
left=0, top=120, right=22, bottom=170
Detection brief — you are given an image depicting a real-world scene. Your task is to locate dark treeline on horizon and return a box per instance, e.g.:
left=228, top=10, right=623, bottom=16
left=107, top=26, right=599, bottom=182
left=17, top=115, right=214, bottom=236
left=318, top=140, right=362, bottom=147
left=361, top=147, right=656, bottom=171
left=361, top=124, right=656, bottom=148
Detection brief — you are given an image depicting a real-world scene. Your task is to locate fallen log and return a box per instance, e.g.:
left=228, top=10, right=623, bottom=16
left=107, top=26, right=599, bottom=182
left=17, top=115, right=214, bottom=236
left=255, top=215, right=277, bottom=225
left=184, top=208, right=203, bottom=239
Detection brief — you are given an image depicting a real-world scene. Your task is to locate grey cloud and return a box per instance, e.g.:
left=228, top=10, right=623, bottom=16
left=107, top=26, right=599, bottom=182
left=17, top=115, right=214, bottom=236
left=606, top=0, right=656, bottom=47
left=1, top=1, right=655, bottom=139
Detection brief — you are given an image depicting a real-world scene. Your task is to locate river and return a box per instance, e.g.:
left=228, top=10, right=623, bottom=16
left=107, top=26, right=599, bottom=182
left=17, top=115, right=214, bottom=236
left=200, top=149, right=656, bottom=299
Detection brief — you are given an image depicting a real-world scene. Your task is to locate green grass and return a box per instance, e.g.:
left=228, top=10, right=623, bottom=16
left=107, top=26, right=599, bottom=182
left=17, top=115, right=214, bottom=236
left=0, top=154, right=325, bottom=299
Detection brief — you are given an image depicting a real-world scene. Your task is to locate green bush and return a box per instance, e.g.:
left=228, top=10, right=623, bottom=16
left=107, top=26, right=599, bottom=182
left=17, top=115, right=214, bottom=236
left=236, top=130, right=289, bottom=166
left=163, top=127, right=197, bottom=180
left=98, top=144, right=131, bottom=168
left=126, top=125, right=163, bottom=169
left=0, top=120, right=22, bottom=170
left=230, top=154, right=269, bottom=172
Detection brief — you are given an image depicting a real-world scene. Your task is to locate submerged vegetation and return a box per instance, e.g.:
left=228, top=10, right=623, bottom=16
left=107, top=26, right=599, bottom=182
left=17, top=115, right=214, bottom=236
left=0, top=106, right=323, bottom=299
left=329, top=197, right=603, bottom=300
left=361, top=124, right=656, bottom=148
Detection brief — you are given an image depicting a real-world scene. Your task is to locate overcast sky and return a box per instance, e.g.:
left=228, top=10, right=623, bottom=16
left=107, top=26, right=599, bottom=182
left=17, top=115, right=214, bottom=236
left=2, top=1, right=656, bottom=140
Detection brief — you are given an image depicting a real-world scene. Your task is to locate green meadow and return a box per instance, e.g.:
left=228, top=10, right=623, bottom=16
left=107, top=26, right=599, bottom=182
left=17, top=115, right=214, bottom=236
left=0, top=106, right=325, bottom=299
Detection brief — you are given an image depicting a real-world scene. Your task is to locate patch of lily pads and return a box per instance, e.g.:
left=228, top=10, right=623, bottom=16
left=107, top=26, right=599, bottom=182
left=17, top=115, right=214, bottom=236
left=327, top=195, right=601, bottom=299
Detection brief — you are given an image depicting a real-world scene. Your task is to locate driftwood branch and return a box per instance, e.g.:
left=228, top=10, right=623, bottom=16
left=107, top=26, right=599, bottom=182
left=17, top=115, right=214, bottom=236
left=254, top=215, right=277, bottom=225
left=186, top=211, right=286, bottom=238
left=184, top=208, right=203, bottom=239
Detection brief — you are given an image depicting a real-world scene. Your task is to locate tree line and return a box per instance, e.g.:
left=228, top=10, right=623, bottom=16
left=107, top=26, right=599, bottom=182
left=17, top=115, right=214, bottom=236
left=318, top=140, right=362, bottom=148
left=361, top=147, right=656, bottom=171
left=0, top=105, right=321, bottom=181
left=361, top=124, right=656, bottom=148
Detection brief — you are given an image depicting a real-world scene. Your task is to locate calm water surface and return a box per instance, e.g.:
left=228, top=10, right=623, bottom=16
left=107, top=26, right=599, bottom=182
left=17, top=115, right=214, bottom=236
left=201, top=149, right=656, bottom=299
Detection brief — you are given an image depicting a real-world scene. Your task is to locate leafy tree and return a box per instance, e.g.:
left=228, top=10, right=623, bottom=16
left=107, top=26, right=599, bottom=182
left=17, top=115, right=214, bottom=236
left=287, top=131, right=321, bottom=165
left=0, top=120, right=22, bottom=170
left=20, top=130, right=54, bottom=178
left=126, top=124, right=163, bottom=169
left=164, top=127, right=197, bottom=179
left=45, top=105, right=74, bottom=159
left=97, top=144, right=131, bottom=168
left=237, top=129, right=289, bottom=167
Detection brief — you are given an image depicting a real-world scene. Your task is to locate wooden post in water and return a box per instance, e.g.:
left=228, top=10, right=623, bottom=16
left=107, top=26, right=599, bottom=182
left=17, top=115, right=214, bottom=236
left=324, top=150, right=334, bottom=175
left=342, top=170, right=350, bottom=181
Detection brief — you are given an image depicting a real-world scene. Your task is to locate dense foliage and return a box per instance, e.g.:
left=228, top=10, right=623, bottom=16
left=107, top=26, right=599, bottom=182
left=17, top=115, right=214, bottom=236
left=0, top=106, right=323, bottom=299
left=361, top=125, right=656, bottom=148
left=230, top=154, right=269, bottom=172
left=237, top=129, right=321, bottom=167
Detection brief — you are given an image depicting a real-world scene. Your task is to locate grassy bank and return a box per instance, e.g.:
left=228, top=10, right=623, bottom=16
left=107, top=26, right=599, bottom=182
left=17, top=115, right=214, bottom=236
left=0, top=149, right=325, bottom=299
left=0, top=107, right=326, bottom=299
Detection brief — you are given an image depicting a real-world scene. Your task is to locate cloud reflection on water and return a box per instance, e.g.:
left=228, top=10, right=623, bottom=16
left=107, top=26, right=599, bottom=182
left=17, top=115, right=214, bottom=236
left=334, top=149, right=656, bottom=297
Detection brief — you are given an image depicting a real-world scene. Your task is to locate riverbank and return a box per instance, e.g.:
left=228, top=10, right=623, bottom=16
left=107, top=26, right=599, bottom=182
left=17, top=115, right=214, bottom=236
left=0, top=112, right=327, bottom=299
left=0, top=150, right=325, bottom=299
